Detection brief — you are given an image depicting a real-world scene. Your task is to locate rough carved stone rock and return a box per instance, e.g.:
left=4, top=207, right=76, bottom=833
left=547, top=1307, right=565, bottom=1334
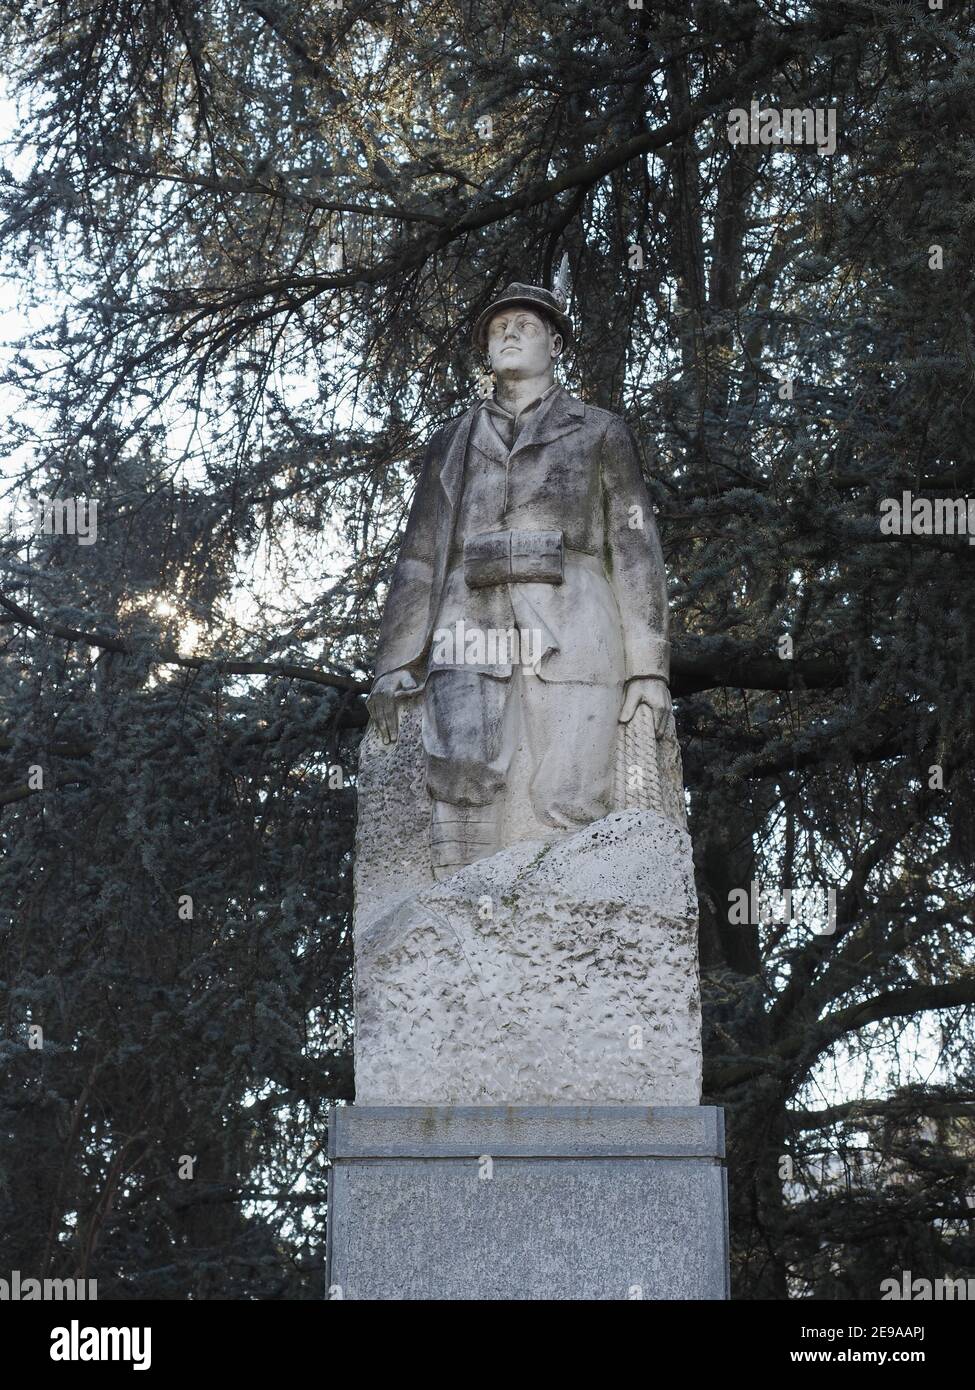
left=353, top=692, right=688, bottom=932
left=354, top=806, right=702, bottom=1106
left=353, top=698, right=433, bottom=935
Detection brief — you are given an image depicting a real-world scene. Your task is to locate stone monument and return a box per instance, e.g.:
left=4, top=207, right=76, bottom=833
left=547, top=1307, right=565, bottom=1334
left=326, top=265, right=729, bottom=1300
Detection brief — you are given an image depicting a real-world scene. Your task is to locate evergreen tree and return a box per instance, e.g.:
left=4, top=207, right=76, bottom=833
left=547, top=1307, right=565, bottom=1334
left=1, top=0, right=973, bottom=1297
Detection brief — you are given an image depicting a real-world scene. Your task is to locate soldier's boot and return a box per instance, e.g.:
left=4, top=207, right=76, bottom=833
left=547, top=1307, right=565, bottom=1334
left=430, top=799, right=499, bottom=880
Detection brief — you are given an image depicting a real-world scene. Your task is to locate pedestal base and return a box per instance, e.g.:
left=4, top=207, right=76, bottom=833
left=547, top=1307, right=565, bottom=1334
left=326, top=1105, right=729, bottom=1300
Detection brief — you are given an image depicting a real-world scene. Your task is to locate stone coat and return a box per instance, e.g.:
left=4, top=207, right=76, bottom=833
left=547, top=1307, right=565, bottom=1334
left=375, top=386, right=670, bottom=688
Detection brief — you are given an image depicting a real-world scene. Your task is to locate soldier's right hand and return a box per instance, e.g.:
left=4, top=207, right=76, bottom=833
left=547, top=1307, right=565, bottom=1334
left=367, top=668, right=417, bottom=744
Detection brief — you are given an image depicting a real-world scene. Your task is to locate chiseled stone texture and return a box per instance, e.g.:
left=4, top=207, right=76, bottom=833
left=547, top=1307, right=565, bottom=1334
left=352, top=691, right=689, bottom=934
left=353, top=698, right=433, bottom=935
left=354, top=807, right=702, bottom=1106
left=326, top=1105, right=729, bottom=1300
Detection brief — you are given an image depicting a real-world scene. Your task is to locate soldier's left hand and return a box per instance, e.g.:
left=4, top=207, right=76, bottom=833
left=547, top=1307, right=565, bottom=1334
left=619, top=677, right=672, bottom=737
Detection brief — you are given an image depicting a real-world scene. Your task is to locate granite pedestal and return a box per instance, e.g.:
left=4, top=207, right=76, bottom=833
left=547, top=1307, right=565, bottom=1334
left=326, top=1104, right=729, bottom=1301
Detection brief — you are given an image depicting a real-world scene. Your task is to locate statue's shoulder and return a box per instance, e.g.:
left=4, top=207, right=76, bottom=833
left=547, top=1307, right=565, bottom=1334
left=430, top=402, right=479, bottom=453
left=566, top=394, right=633, bottom=439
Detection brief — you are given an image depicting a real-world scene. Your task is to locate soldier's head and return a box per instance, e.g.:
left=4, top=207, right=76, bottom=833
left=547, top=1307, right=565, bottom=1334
left=484, top=306, right=563, bottom=383
left=472, top=280, right=572, bottom=388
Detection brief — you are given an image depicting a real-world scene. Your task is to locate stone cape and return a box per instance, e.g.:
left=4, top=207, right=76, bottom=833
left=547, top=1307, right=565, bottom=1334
left=353, top=700, right=702, bottom=1106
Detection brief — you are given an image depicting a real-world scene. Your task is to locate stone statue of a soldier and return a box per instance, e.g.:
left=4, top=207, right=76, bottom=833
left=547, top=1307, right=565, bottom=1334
left=335, top=272, right=721, bottom=1295
left=350, top=275, right=702, bottom=1114
left=367, top=274, right=675, bottom=878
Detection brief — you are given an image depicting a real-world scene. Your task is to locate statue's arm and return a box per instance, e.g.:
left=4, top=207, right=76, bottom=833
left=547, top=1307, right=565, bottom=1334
left=369, top=431, right=443, bottom=742
left=600, top=417, right=672, bottom=726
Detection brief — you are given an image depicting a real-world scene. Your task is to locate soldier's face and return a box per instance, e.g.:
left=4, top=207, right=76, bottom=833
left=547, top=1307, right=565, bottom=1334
left=486, top=309, right=562, bottom=378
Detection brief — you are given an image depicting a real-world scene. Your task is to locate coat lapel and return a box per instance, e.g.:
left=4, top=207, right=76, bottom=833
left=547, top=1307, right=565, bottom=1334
left=438, top=405, right=478, bottom=516
left=508, top=387, right=585, bottom=460
left=468, top=406, right=511, bottom=464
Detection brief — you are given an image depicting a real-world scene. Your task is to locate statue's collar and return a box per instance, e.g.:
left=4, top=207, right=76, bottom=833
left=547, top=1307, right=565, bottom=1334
left=481, top=381, right=559, bottom=423
left=440, top=388, right=585, bottom=512
left=474, top=383, right=584, bottom=435
left=505, top=385, right=585, bottom=457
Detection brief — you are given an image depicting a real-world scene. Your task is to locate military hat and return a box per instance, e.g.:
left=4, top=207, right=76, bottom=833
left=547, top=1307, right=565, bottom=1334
left=472, top=280, right=573, bottom=354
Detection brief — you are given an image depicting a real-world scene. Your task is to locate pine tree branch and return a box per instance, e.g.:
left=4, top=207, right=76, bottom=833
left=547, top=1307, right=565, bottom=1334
left=0, top=593, right=369, bottom=694
left=789, top=1095, right=975, bottom=1130
left=671, top=648, right=846, bottom=695
left=709, top=979, right=975, bottom=1091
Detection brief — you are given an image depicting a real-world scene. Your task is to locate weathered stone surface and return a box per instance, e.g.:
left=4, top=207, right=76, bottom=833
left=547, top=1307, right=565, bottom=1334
left=332, top=1102, right=722, bottom=1157
left=335, top=285, right=725, bottom=1302
left=326, top=1105, right=729, bottom=1300
left=353, top=697, right=433, bottom=934
left=354, top=807, right=702, bottom=1106
left=353, top=689, right=688, bottom=933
